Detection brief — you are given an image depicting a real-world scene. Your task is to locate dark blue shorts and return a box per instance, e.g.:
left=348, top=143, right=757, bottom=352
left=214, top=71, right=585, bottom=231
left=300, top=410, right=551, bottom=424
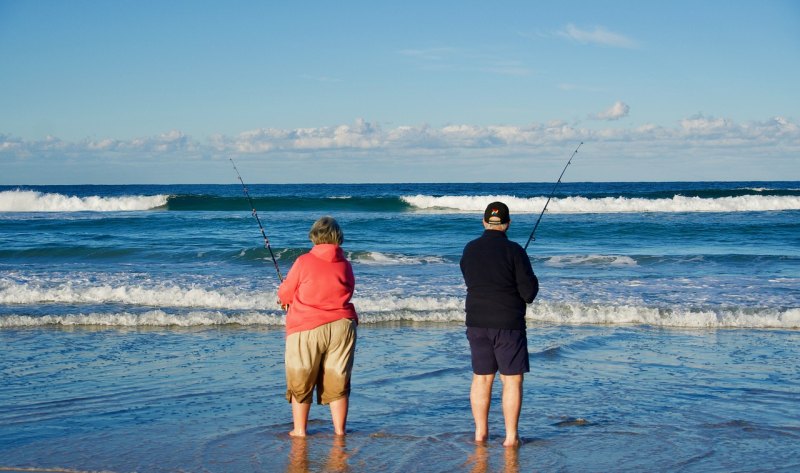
left=466, top=327, right=530, bottom=375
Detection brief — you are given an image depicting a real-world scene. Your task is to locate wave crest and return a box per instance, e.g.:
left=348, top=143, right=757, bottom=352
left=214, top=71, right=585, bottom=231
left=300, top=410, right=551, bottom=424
left=0, top=310, right=284, bottom=327
left=1, top=282, right=797, bottom=330
left=0, top=190, right=168, bottom=212
left=546, top=254, right=638, bottom=267
left=352, top=251, right=446, bottom=265
left=401, top=194, right=800, bottom=213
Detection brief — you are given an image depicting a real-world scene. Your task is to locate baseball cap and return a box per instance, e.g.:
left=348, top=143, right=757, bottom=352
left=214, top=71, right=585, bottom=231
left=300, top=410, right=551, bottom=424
left=483, top=201, right=510, bottom=224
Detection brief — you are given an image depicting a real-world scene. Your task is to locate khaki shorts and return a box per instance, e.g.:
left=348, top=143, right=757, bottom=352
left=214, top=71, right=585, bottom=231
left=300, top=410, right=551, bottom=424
left=285, top=318, right=357, bottom=405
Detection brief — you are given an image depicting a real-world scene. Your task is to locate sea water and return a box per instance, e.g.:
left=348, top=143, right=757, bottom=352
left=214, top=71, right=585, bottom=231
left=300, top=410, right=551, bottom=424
left=1, top=182, right=799, bottom=472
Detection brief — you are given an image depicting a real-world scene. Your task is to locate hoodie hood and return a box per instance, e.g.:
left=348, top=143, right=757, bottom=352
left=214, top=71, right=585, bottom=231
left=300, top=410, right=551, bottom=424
left=310, top=243, right=345, bottom=262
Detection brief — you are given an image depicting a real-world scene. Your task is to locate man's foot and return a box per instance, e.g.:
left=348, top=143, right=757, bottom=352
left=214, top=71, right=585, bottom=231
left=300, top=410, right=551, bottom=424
left=288, top=430, right=307, bottom=438
left=502, top=436, right=520, bottom=448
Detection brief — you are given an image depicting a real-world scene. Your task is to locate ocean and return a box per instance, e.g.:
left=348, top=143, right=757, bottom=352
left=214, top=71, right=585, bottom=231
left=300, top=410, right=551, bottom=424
left=1, top=181, right=799, bottom=472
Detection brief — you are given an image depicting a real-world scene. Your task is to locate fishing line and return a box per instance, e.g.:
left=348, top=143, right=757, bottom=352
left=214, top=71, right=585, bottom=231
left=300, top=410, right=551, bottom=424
left=523, top=142, right=583, bottom=250
left=230, top=158, right=284, bottom=282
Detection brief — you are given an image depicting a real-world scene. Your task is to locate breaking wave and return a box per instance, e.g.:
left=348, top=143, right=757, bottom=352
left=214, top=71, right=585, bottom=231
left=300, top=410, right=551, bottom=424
left=545, top=254, right=638, bottom=267
left=4, top=189, right=800, bottom=214
left=0, top=190, right=168, bottom=212
left=353, top=251, right=446, bottom=265
left=1, top=278, right=797, bottom=329
left=401, top=194, right=800, bottom=213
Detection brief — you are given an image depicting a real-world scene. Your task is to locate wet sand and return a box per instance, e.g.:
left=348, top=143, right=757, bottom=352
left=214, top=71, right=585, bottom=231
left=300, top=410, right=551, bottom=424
left=2, top=323, right=799, bottom=472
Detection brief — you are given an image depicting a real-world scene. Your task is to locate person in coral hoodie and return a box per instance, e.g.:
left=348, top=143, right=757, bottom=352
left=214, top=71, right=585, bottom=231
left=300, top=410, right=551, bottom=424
left=277, top=216, right=358, bottom=437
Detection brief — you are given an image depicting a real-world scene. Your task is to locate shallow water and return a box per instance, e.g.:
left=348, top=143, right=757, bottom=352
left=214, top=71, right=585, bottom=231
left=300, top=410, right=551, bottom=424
left=2, top=323, right=798, bottom=472
left=1, top=181, right=799, bottom=471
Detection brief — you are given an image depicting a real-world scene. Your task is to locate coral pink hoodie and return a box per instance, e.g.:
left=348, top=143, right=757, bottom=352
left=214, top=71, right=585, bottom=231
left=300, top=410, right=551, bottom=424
left=278, top=244, right=357, bottom=336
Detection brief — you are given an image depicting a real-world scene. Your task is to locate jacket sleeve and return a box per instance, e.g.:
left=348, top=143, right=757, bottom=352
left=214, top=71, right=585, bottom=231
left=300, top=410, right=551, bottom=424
left=514, top=247, right=539, bottom=304
left=277, top=257, right=303, bottom=305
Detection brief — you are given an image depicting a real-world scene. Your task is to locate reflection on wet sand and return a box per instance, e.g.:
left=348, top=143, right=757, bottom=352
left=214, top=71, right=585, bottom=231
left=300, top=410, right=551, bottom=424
left=326, top=436, right=349, bottom=473
left=467, top=442, right=520, bottom=473
left=468, top=443, right=489, bottom=473
left=286, top=435, right=349, bottom=473
left=504, top=445, right=519, bottom=473
left=286, top=437, right=308, bottom=473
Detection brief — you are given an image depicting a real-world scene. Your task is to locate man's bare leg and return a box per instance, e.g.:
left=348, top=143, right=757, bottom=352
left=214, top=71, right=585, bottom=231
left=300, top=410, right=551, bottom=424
left=471, top=373, right=495, bottom=442
left=500, top=374, right=523, bottom=447
left=329, top=396, right=349, bottom=436
left=290, top=397, right=311, bottom=437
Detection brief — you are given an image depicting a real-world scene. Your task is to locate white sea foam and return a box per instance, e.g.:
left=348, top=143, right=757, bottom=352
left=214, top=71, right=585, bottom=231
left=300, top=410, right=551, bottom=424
left=546, top=254, right=638, bottom=267
left=2, top=274, right=796, bottom=329
left=401, top=194, right=800, bottom=214
left=0, top=310, right=284, bottom=327
left=530, top=303, right=800, bottom=329
left=353, top=251, right=445, bottom=265
left=0, top=190, right=168, bottom=212
left=0, top=280, right=277, bottom=310
left=2, top=281, right=797, bottom=329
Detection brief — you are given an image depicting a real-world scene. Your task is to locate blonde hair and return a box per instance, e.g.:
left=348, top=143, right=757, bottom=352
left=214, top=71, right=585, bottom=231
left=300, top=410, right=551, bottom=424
left=308, top=216, right=344, bottom=245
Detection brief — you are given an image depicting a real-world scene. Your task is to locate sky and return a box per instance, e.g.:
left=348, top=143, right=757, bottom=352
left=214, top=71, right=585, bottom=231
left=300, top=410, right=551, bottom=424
left=1, top=0, right=799, bottom=184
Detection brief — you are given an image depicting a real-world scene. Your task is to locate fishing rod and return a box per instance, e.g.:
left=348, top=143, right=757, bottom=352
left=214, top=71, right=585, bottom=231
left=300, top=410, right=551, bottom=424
left=230, top=158, right=283, bottom=282
left=523, top=142, right=583, bottom=250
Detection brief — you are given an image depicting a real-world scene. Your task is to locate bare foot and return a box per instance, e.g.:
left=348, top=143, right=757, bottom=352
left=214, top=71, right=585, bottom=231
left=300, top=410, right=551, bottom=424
left=288, top=430, right=307, bottom=438
left=502, top=436, right=520, bottom=448
left=474, top=434, right=488, bottom=443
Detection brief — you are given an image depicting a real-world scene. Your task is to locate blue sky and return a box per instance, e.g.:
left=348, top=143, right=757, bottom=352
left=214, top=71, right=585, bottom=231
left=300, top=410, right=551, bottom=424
left=1, top=0, right=798, bottom=184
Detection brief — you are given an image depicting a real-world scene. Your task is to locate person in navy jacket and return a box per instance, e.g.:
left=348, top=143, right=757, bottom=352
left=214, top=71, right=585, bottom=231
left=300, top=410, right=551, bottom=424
left=460, top=201, right=539, bottom=447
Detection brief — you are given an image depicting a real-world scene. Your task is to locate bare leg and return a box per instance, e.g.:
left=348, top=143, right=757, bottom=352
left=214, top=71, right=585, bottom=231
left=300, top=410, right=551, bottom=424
left=329, top=396, right=349, bottom=436
left=499, top=374, right=523, bottom=447
left=290, top=397, right=311, bottom=437
left=470, top=373, right=495, bottom=442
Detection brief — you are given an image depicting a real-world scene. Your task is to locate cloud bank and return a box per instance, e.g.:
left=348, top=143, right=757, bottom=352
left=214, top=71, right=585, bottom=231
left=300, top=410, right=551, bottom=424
left=1, top=115, right=798, bottom=183
left=3, top=115, right=796, bottom=157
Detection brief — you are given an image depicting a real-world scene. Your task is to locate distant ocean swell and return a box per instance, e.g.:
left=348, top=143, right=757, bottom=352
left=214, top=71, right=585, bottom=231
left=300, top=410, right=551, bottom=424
left=3, top=189, right=800, bottom=213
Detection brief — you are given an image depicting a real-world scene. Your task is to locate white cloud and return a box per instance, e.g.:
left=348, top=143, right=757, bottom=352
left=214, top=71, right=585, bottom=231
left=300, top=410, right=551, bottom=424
left=558, top=24, right=639, bottom=49
left=2, top=116, right=798, bottom=165
left=593, top=101, right=630, bottom=121
left=680, top=114, right=732, bottom=135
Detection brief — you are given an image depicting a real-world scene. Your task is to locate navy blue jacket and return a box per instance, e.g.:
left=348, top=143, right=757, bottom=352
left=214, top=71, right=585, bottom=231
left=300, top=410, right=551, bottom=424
left=460, top=230, right=539, bottom=330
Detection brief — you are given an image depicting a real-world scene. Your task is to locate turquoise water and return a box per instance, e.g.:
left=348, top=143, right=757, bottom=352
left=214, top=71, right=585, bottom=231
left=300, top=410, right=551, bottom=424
left=1, top=182, right=799, bottom=471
